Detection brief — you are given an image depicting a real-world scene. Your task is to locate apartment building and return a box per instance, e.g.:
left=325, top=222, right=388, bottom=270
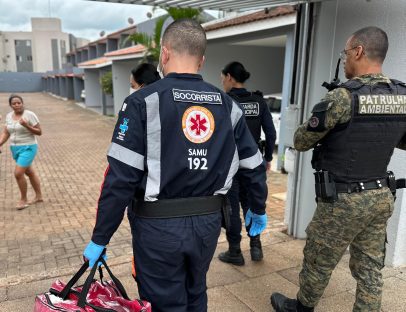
left=0, top=17, right=88, bottom=72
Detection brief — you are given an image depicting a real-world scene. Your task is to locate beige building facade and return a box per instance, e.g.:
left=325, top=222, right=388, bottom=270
left=0, top=18, right=87, bottom=73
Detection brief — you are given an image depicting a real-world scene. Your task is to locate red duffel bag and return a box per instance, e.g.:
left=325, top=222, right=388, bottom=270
left=34, top=254, right=151, bottom=312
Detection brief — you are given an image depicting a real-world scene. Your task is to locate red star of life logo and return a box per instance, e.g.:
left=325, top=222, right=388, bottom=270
left=182, top=106, right=215, bottom=144
left=190, top=114, right=208, bottom=135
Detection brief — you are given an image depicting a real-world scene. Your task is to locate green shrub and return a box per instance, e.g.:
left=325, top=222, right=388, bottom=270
left=100, top=71, right=113, bottom=95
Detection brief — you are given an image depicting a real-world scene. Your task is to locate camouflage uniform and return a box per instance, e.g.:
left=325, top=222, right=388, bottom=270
left=294, top=74, right=406, bottom=311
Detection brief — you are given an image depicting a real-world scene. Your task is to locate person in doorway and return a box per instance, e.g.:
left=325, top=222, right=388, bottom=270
left=271, top=27, right=406, bottom=312
left=0, top=94, right=43, bottom=209
left=218, top=61, right=276, bottom=265
left=130, top=63, right=161, bottom=93
left=83, top=19, right=268, bottom=312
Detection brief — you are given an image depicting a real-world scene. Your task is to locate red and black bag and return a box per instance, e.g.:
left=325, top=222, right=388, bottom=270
left=34, top=254, right=151, bottom=312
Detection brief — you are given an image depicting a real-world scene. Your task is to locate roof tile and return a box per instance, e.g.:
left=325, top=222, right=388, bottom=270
left=104, top=44, right=146, bottom=57
left=204, top=5, right=296, bottom=32
left=78, top=57, right=110, bottom=67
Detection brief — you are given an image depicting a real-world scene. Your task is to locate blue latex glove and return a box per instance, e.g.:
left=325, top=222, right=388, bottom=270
left=245, top=209, right=268, bottom=237
left=83, top=241, right=107, bottom=268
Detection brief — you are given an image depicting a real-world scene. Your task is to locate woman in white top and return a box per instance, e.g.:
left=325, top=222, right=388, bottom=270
left=0, top=94, right=43, bottom=209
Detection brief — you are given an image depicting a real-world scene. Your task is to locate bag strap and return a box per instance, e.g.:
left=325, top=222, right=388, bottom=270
left=58, top=248, right=105, bottom=300
left=99, top=257, right=130, bottom=300
left=77, top=256, right=99, bottom=308
left=77, top=255, right=130, bottom=308
left=58, top=260, right=89, bottom=299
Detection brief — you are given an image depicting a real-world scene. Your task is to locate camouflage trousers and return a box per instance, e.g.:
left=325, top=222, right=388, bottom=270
left=297, top=187, right=394, bottom=311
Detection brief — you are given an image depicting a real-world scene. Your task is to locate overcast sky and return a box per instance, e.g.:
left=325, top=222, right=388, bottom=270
left=0, top=0, right=170, bottom=41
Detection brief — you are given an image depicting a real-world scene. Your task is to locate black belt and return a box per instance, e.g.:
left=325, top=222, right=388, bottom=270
left=335, top=179, right=388, bottom=194
left=132, top=195, right=224, bottom=218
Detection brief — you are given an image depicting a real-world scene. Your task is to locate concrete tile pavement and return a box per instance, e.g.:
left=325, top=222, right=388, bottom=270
left=0, top=93, right=405, bottom=311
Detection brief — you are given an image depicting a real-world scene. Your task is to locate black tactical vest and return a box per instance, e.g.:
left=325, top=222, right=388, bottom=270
left=313, top=79, right=406, bottom=182
left=228, top=90, right=264, bottom=142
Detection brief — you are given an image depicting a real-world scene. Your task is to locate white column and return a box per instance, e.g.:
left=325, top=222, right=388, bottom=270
left=387, top=150, right=406, bottom=266
left=84, top=69, right=102, bottom=112
left=112, top=59, right=141, bottom=115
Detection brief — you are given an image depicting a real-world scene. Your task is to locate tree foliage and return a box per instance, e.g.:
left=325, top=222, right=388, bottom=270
left=100, top=71, right=113, bottom=95
left=166, top=7, right=202, bottom=21
left=128, top=6, right=202, bottom=63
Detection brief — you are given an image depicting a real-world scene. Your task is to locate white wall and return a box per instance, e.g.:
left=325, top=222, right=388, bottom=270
left=75, top=38, right=90, bottom=49
left=293, top=0, right=406, bottom=266
left=31, top=18, right=62, bottom=32
left=112, top=59, right=141, bottom=114
left=32, top=30, right=70, bottom=72
left=105, top=93, right=115, bottom=115
left=387, top=150, right=406, bottom=266
left=200, top=43, right=285, bottom=95
left=0, top=34, right=4, bottom=71
left=84, top=69, right=102, bottom=111
left=291, top=0, right=338, bottom=239
left=0, top=18, right=71, bottom=72
left=0, top=32, right=33, bottom=72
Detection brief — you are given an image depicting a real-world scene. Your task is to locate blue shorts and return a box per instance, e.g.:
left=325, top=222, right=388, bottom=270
left=10, top=144, right=38, bottom=168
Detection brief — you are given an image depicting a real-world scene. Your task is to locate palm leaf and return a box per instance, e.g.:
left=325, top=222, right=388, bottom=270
left=166, top=7, right=201, bottom=20
left=153, top=16, right=167, bottom=46
left=127, top=32, right=153, bottom=62
left=128, top=32, right=151, bottom=47
left=125, top=6, right=202, bottom=63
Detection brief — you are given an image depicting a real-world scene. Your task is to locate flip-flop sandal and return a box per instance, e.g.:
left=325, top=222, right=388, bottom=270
left=28, top=199, right=44, bottom=205
left=16, top=204, right=29, bottom=210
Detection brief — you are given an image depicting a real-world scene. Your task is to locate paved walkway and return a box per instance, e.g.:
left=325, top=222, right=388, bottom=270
left=0, top=93, right=405, bottom=311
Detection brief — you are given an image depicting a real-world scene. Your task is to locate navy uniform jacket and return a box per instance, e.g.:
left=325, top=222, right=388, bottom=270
left=228, top=88, right=276, bottom=162
left=92, top=73, right=268, bottom=246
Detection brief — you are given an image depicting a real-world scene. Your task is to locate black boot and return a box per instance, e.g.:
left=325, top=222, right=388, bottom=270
left=250, top=236, right=263, bottom=261
left=218, top=246, right=245, bottom=266
left=270, top=293, right=314, bottom=312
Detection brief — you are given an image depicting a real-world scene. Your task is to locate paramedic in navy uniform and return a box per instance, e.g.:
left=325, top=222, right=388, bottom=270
left=82, top=19, right=268, bottom=312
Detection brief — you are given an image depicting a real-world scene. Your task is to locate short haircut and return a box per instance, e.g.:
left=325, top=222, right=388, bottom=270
left=162, top=18, right=206, bottom=58
left=222, top=61, right=250, bottom=83
left=131, top=63, right=160, bottom=86
left=9, top=94, right=23, bottom=105
left=351, top=26, right=388, bottom=63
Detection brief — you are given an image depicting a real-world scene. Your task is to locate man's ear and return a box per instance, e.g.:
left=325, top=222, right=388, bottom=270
left=355, top=45, right=364, bottom=60
left=197, top=55, right=205, bottom=71
left=161, top=46, right=169, bottom=65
